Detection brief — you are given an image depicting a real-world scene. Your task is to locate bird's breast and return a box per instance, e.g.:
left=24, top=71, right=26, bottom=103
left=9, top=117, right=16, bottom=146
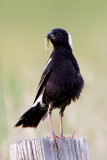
left=45, top=60, right=76, bottom=97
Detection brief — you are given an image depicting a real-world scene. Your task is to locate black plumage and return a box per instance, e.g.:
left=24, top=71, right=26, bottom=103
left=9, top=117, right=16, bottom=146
left=15, top=28, right=84, bottom=138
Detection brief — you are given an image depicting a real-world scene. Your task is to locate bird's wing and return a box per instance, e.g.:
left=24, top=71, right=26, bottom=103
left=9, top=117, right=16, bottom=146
left=70, top=54, right=80, bottom=73
left=33, top=58, right=52, bottom=104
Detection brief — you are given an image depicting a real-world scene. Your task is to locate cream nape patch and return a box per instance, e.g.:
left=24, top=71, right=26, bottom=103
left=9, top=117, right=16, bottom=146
left=67, top=32, right=73, bottom=50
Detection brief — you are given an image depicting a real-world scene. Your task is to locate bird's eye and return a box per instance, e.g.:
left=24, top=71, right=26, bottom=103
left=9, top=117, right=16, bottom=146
left=58, top=33, right=62, bottom=36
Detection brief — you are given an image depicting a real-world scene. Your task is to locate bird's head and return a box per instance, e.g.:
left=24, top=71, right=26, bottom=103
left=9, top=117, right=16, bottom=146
left=45, top=28, right=73, bottom=52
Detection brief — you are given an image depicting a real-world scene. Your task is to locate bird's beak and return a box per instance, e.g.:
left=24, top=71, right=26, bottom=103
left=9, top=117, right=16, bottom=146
left=45, top=32, right=55, bottom=39
left=45, top=32, right=55, bottom=53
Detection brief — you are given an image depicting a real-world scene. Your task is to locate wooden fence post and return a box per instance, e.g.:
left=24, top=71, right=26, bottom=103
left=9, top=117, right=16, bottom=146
left=10, top=137, right=89, bottom=160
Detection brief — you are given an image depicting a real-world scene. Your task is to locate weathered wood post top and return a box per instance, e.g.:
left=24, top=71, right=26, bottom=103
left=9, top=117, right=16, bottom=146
left=10, top=137, right=89, bottom=160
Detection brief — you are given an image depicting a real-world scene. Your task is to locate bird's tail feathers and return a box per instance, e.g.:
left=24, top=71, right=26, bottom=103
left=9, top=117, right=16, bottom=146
left=14, top=103, right=48, bottom=128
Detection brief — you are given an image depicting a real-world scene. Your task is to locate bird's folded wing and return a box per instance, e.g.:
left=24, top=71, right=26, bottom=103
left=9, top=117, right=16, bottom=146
left=70, top=54, right=80, bottom=73
left=33, top=58, right=52, bottom=104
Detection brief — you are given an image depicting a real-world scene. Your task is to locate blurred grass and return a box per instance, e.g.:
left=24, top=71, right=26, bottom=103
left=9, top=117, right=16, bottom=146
left=0, top=54, right=8, bottom=144
left=0, top=0, right=107, bottom=159
left=6, top=67, right=24, bottom=112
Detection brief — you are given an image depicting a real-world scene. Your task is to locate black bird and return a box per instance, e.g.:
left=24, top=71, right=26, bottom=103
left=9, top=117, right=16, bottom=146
left=15, top=28, right=84, bottom=139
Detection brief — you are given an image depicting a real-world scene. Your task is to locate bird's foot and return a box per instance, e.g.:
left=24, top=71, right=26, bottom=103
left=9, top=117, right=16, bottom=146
left=47, top=134, right=65, bottom=140
left=57, top=133, right=66, bottom=139
left=58, top=130, right=77, bottom=139
left=71, top=130, right=76, bottom=138
left=66, top=130, right=77, bottom=139
left=47, top=132, right=61, bottom=150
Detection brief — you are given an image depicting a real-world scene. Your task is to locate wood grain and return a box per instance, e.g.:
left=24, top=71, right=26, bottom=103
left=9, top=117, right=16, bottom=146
left=10, top=138, right=89, bottom=160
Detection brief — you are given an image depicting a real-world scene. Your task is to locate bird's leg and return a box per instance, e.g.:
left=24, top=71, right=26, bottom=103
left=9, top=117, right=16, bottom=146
left=47, top=105, right=55, bottom=136
left=59, top=114, right=64, bottom=138
left=47, top=105, right=61, bottom=149
left=59, top=106, right=77, bottom=139
left=59, top=106, right=65, bottom=139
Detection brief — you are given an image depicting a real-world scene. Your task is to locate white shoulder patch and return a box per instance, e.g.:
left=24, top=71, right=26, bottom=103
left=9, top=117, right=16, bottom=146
left=46, top=58, right=52, bottom=66
left=44, top=57, right=52, bottom=70
left=67, top=32, right=73, bottom=50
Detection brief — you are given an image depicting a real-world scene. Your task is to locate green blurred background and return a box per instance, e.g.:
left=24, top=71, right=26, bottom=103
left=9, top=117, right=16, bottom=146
left=0, top=0, right=107, bottom=159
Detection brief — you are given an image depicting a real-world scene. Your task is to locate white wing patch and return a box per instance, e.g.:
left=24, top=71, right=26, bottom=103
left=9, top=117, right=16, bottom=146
left=32, top=58, right=52, bottom=108
left=46, top=58, right=52, bottom=67
left=67, top=32, right=73, bottom=50
left=32, top=92, right=44, bottom=107
left=44, top=57, right=52, bottom=71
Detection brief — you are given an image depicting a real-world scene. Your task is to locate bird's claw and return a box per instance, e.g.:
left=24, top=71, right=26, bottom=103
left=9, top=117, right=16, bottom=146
left=71, top=130, right=76, bottom=138
left=47, top=133, right=61, bottom=150
left=58, top=130, right=77, bottom=139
